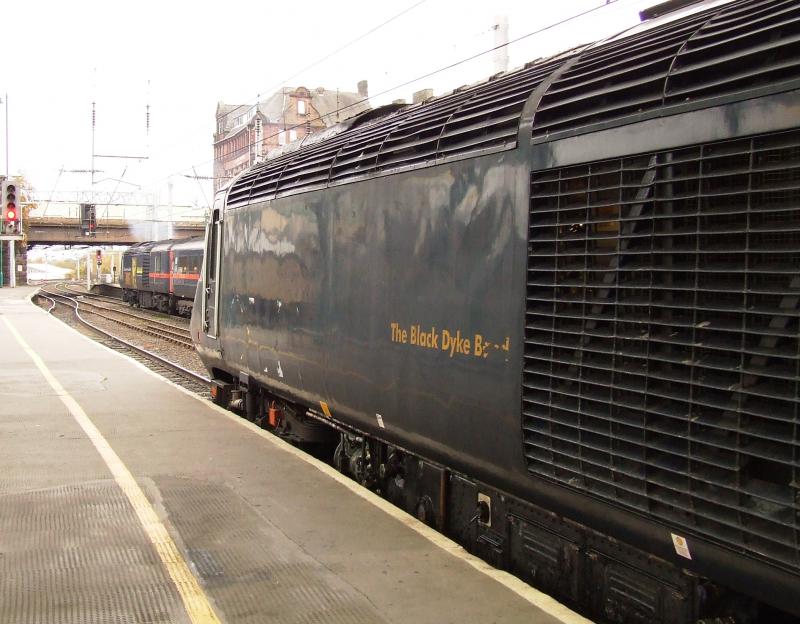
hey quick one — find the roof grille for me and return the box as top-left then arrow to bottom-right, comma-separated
532,8 -> 712,137
225,151 -> 293,208
372,91 -> 476,171
533,0 -> 800,139
437,62 -> 560,157
523,129 -> 800,571
664,0 -> 800,105
227,58 -> 567,207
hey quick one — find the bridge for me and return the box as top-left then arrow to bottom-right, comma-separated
24,190 -> 207,246
26,216 -> 205,246
1,192 -> 208,287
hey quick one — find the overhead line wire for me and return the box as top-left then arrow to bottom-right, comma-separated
142,0 -> 430,168
144,0 -> 633,192
256,0 -> 430,113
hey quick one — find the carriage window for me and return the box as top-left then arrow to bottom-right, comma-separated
176,254 -> 199,274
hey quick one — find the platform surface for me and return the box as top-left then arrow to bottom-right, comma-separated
0,285 -> 589,624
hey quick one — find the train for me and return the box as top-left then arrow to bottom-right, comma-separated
120,237 -> 203,316
190,0 -> 800,621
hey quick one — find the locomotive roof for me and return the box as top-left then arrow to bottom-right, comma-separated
170,237 -> 204,252
123,236 -> 203,255
226,0 -> 798,209
123,241 -> 159,255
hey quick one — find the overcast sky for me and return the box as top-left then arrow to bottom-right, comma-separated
3,0 -> 660,217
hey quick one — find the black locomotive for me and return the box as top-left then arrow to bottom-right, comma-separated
121,237 -> 203,316
191,1 -> 800,621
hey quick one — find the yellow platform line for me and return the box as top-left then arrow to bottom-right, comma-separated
2,316 -> 221,624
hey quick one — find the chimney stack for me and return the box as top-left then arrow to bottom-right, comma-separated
358,80 -> 369,98
412,88 -> 433,104
493,15 -> 509,74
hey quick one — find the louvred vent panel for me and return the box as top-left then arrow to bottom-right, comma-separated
533,0 -> 800,139
523,129 -> 800,571
227,56 -> 568,206
664,0 -> 800,105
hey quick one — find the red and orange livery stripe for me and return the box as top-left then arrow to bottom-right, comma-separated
148,272 -> 200,280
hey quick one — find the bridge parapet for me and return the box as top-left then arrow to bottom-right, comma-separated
27,216 -> 205,246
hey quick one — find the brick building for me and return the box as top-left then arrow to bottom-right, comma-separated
213,82 -> 371,192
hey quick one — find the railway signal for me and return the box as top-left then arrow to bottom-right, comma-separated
80,203 -> 97,234
1,180 -> 21,235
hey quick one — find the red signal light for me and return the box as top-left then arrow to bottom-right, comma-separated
5,209 -> 15,221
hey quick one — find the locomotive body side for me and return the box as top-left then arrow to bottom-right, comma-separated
194,95 -> 800,618
191,1 -> 800,619
121,237 -> 203,316
170,238 -> 203,316
205,151 -> 529,484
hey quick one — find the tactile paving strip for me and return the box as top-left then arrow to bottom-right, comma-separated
154,476 -> 388,624
0,390 -> 110,497
0,480 -> 189,624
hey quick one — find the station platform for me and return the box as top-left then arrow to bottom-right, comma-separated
0,285 -> 590,624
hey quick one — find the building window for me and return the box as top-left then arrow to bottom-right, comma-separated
289,129 -> 297,142
279,131 -> 287,145
297,100 -> 306,115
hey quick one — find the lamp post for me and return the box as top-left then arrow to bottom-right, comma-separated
0,93 -> 6,288
2,93 -> 7,177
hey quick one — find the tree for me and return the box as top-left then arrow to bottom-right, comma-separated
16,174 -> 36,238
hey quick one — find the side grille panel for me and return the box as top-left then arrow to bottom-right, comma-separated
140,255 -> 151,288
523,129 -> 800,571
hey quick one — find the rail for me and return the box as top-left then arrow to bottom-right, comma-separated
37,287 -> 209,386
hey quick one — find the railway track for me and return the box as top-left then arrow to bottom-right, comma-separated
48,285 -> 193,348
60,283 -> 124,304
36,289 -> 209,396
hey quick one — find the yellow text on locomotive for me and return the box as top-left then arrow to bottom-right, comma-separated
389,322 -> 509,359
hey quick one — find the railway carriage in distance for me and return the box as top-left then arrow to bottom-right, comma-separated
192,0 -> 800,622
120,237 -> 203,316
